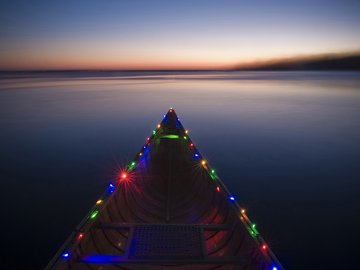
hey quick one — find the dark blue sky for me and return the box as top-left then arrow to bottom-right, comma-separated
1,0 -> 359,69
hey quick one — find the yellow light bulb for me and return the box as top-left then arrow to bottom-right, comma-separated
96,199 -> 103,205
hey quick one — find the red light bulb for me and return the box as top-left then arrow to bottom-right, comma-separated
78,233 -> 84,240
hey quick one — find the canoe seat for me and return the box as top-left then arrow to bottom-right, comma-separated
77,223 -> 251,264
129,224 -> 203,259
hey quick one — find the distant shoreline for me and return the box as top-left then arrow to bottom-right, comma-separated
231,54 -> 360,71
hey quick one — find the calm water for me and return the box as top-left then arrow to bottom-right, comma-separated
1,71 -> 360,269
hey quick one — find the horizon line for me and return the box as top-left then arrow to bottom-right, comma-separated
1,52 -> 359,73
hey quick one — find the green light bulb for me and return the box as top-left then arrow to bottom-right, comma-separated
90,210 -> 99,219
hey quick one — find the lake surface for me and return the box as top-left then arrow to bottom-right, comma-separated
1,71 -> 360,269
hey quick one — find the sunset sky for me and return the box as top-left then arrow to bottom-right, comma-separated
1,0 -> 359,70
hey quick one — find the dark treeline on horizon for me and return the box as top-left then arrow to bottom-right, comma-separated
232,54 -> 360,71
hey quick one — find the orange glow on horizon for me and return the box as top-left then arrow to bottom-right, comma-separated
1,49 -> 359,71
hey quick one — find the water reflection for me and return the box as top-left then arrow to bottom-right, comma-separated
0,71 -> 360,269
